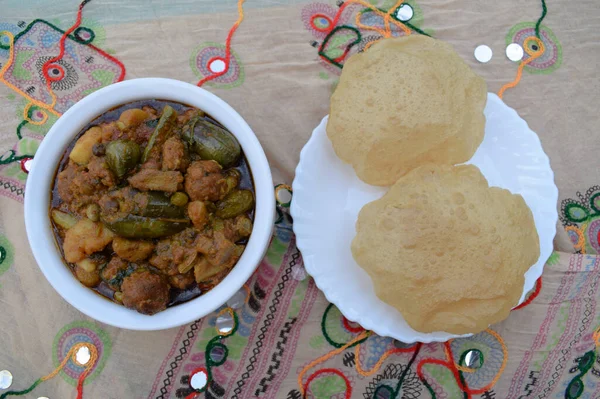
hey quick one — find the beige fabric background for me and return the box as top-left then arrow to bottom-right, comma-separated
0,0 -> 598,397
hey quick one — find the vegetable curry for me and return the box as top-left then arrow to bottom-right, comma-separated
50,100 -> 255,315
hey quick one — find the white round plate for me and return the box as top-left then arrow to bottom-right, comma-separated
291,93 -> 558,343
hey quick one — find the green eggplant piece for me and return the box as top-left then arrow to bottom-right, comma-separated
142,105 -> 177,163
143,191 -> 186,218
105,140 -> 141,178
181,117 -> 241,167
215,189 -> 254,219
103,215 -> 190,238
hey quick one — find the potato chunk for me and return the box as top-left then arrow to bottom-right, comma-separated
69,127 -> 102,165
63,219 -> 114,263
113,237 -> 155,262
118,108 -> 149,128
74,265 -> 101,287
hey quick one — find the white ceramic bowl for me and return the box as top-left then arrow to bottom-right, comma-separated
24,78 -> 274,330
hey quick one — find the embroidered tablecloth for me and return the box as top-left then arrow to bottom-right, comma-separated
1,0 -> 599,398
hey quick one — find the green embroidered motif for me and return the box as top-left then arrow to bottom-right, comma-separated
82,69 -> 116,96
81,19 -> 104,44
423,363 -> 464,398
323,33 -> 356,59
506,22 -> 562,75
266,237 -> 287,265
560,186 -> 600,253
309,335 -> 326,350
309,374 -> 347,398
319,26 -> 362,68
224,332 -> 246,360
535,0 -> 547,38
547,251 -> 560,266
0,235 -> 15,277
565,351 -> 596,399
11,50 -> 34,80
18,137 -> 40,155
288,278 -> 309,318
321,304 -> 354,348
2,163 -> 27,181
14,102 -> 58,135
196,310 -> 239,393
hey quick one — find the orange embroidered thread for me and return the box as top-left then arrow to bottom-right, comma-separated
385,0 -> 409,35
355,0 -> 411,52
23,103 -> 49,125
355,12 -> 387,38
0,31 -> 61,117
297,330 -> 370,395
355,0 -> 409,36
354,342 -> 417,376
43,342 -> 98,381
565,225 -> 586,253
0,343 -> 98,399
593,325 -> 600,348
352,0 -> 410,37
0,31 -> 15,77
242,283 -> 250,302
498,36 -> 545,99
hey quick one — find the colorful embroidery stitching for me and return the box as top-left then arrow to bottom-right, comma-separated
0,343 -> 98,399
52,320 -> 112,386
190,42 -> 245,89
509,256 -> 600,396
560,186 -> 600,254
506,22 -> 562,75
498,0 -> 561,99
194,0 -> 246,88
301,0 -> 430,76
0,0 -> 126,202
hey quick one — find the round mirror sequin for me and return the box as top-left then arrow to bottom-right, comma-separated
506,42 -> 524,61
227,288 -> 246,309
216,311 -> 234,335
275,184 -> 293,207
474,45 -> 493,63
209,59 -> 227,73
190,369 -> 208,390
20,158 -> 33,174
75,346 -> 91,366
374,385 -> 394,399
395,4 -> 414,21
0,370 -> 12,389
464,349 -> 483,369
291,265 -> 307,281
209,343 -> 227,366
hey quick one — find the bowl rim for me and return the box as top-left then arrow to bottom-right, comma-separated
24,78 -> 275,330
